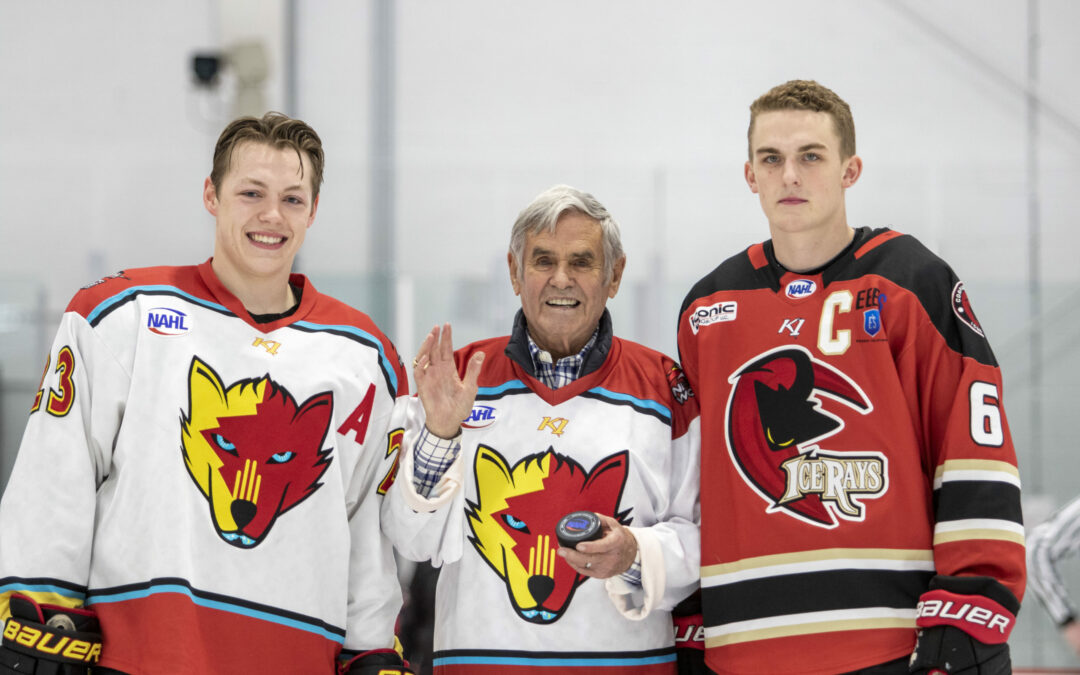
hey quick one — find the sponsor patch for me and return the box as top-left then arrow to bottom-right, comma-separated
951,282 -> 984,337
146,307 -> 191,336
779,318 -> 805,337
538,416 -> 569,436
689,301 -> 737,334
863,309 -> 882,337
785,279 -> 817,299
462,404 -> 497,429
252,337 -> 281,355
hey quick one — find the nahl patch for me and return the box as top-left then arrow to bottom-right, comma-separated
2,618 -> 102,663
146,307 -> 191,336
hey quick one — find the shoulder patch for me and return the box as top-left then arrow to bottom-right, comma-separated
951,282 -> 984,337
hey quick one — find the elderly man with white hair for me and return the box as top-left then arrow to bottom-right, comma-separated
384,184 -> 701,675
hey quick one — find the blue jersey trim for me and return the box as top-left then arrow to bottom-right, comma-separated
81,286 -> 399,395
477,380 -> 530,397
293,320 -> 399,394
86,285 -> 229,325
0,582 -> 86,602
87,582 -> 345,643
585,386 -> 671,422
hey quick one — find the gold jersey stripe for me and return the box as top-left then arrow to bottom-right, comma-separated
934,529 -> 1026,546
702,547 -> 933,577
933,459 -> 1019,480
705,616 -> 916,647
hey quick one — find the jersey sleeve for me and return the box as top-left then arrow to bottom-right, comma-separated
1026,495 -> 1080,626
607,362 -> 701,619
341,339 -> 409,652
0,311 -> 129,619
904,272 -> 1025,640
379,394 -> 468,567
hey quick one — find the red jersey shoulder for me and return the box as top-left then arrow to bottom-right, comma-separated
66,265 -> 204,318
607,338 -> 698,419
305,290 -> 408,396
455,335 -> 513,386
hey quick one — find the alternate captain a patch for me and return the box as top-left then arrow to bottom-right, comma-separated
180,357 -> 333,548
726,346 -> 886,528
466,447 -> 630,623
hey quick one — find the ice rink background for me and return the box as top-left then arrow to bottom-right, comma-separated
1,0 -> 1078,668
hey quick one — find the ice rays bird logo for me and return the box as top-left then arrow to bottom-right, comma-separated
180,357 -> 334,548
725,346 -> 886,528
466,446 -> 630,623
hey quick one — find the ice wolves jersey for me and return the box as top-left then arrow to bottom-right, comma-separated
678,227 -> 1025,674
0,261 -> 408,674
385,312 -> 700,675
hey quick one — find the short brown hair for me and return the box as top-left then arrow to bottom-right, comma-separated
210,111 -> 325,201
748,80 -> 855,160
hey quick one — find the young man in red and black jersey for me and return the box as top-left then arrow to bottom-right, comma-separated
678,80 -> 1025,674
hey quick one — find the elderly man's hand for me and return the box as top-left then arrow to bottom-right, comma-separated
558,514 -> 638,579
413,323 -> 484,439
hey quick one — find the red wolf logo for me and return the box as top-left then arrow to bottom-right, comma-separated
180,357 -> 333,548
467,446 -> 630,623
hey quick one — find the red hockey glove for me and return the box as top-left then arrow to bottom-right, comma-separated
0,594 -> 101,674
339,648 -> 415,675
909,576 -> 1018,674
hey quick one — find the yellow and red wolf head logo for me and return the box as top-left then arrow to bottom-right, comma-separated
466,446 -> 630,624
180,357 -> 333,548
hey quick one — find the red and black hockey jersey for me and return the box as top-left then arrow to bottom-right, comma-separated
677,227 -> 1025,674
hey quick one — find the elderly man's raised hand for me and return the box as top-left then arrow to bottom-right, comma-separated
413,323 -> 484,439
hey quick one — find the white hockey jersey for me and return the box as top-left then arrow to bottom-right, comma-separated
384,312 -> 700,675
0,261 -> 408,674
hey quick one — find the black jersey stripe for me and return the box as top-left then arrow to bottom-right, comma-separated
702,568 -> 933,627
86,576 -> 346,638
432,646 -> 676,668
579,390 -> 671,425
934,480 -> 1023,524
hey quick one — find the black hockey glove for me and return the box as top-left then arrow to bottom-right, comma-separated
673,590 -> 708,675
909,576 -> 1018,675
908,625 -> 1010,674
339,649 -> 415,675
0,594 -> 101,674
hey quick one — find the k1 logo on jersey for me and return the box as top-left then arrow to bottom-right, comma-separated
785,279 -> 817,299
725,346 -> 886,528
146,307 -> 191,336
689,301 -> 737,334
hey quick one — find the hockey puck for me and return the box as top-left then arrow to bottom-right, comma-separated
556,511 -> 602,548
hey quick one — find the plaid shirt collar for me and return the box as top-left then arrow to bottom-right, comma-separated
526,328 -> 599,390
